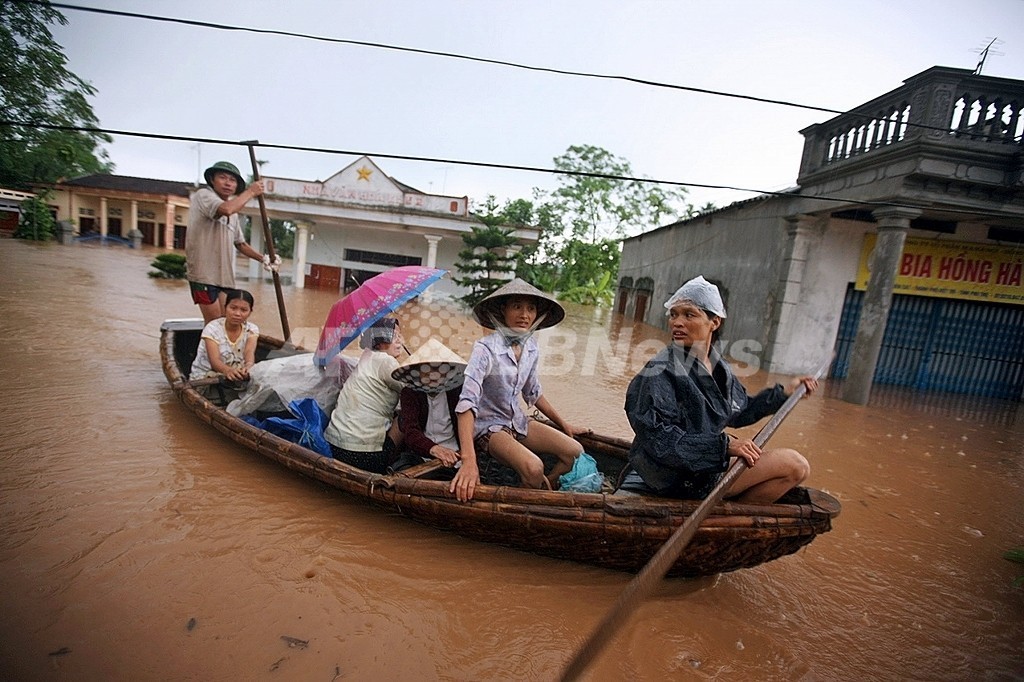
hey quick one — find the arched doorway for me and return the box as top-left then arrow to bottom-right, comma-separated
634,277 -> 653,323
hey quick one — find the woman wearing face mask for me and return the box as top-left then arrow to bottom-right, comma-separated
450,279 -> 588,502
619,276 -> 816,504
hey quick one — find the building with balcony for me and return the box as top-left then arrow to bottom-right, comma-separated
618,66 -> 1024,401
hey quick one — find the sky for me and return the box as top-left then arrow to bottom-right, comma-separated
46,0 -> 1024,217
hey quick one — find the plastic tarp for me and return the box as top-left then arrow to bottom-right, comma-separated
241,398 -> 333,457
227,352 -> 355,418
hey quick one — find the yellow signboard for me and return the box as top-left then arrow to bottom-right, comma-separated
855,235 -> 1024,305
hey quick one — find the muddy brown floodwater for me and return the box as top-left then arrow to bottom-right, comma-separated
0,238 -> 1022,681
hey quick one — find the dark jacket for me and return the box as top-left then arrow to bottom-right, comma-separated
398,387 -> 461,458
624,344 -> 786,496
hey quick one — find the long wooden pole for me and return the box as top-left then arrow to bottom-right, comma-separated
243,140 -> 291,341
559,354 -> 833,681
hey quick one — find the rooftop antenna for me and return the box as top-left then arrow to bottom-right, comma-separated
971,37 -> 1004,75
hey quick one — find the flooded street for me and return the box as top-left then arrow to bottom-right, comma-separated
1,238 -> 1022,681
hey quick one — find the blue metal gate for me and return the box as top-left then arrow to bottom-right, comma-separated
831,286 -> 1024,399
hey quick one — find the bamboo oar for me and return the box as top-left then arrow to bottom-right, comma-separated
559,354 -> 833,681
243,140 -> 291,341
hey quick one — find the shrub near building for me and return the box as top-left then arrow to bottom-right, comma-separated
149,253 -> 187,279
14,195 -> 55,241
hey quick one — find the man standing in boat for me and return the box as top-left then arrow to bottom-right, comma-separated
185,161 -> 280,323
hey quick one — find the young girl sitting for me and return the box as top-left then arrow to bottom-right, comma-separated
189,288 -> 258,387
451,279 -> 587,502
324,317 -> 406,474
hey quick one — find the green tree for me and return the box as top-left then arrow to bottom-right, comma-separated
0,0 -> 113,188
491,194 -> 559,291
243,217 -> 295,258
269,218 -> 296,258
14,191 -> 55,240
525,144 -> 691,307
556,237 -> 620,305
454,196 -> 520,305
560,269 -> 615,307
683,201 -> 719,219
544,144 -> 688,243
245,160 -> 295,257
464,145 -> 692,308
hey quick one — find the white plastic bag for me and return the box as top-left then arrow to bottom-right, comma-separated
227,352 -> 355,417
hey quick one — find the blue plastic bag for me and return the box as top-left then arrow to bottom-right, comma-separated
558,452 -> 604,493
242,398 -> 333,457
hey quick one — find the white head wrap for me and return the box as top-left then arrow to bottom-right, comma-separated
663,275 -> 727,318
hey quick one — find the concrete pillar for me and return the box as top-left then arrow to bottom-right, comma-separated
66,191 -> 76,234
294,221 -> 311,290
129,200 -> 139,235
765,214 -> 820,371
424,234 -> 441,268
841,206 -> 921,404
99,197 -> 109,237
163,203 -> 175,248
247,217 -> 263,282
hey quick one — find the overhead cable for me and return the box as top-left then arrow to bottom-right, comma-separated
2,118 -> 996,220
36,0 -> 840,114
33,0 -> 966,138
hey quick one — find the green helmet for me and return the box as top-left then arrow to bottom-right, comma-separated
203,161 -> 246,192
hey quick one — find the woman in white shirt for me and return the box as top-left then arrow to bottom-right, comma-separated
190,289 -> 259,382
324,318 -> 406,473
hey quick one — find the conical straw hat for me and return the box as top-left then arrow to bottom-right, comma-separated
391,338 -> 467,393
471,278 -> 565,330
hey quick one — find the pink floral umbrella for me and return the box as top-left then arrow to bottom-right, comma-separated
313,266 -> 447,367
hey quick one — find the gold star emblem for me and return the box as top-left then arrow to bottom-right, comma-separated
356,166 -> 373,181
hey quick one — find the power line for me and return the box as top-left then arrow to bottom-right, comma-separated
2,118 -> 751,191
2,118 -> 1001,220
29,0 -> 978,139
34,0 -> 842,117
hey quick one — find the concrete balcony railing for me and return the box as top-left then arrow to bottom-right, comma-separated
798,66 -> 1024,185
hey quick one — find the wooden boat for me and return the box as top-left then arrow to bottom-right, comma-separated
161,319 -> 840,577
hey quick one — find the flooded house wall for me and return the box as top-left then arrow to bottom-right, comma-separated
619,200 -> 790,364
45,186 -> 189,246
302,226 -> 464,297
623,206 -> 1022,382
766,218 -> 870,374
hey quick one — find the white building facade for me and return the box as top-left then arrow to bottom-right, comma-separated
242,156 -> 538,299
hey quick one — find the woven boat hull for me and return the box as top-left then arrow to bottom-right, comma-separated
161,319 -> 840,577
